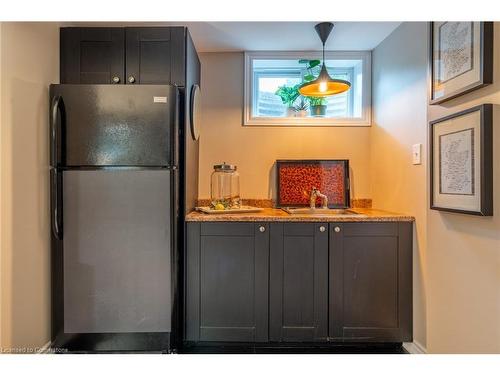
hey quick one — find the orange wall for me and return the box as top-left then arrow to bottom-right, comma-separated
198,52 -> 372,201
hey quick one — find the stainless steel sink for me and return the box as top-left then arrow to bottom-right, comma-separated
282,207 -> 362,215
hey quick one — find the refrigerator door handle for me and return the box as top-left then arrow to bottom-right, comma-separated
50,169 -> 62,240
50,95 -> 62,167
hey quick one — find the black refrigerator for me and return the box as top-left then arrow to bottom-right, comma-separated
49,84 -> 181,352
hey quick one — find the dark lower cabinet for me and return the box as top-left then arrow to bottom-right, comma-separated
184,220 -> 413,346
329,222 -> 412,342
185,222 -> 269,342
269,223 -> 328,342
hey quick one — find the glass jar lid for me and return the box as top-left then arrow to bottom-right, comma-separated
213,162 -> 237,171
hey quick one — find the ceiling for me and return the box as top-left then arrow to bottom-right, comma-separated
178,22 -> 401,52
72,22 -> 401,52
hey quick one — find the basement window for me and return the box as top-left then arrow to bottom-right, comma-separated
244,51 -> 371,126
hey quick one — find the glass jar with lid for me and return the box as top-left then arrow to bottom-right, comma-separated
210,162 -> 241,209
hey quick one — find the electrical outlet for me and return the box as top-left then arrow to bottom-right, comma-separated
412,143 -> 422,165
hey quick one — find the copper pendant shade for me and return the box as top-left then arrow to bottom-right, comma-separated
298,22 -> 351,97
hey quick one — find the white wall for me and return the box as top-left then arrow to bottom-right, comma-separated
425,23 -> 500,354
371,22 -> 428,351
0,22 -> 59,351
373,22 -> 500,354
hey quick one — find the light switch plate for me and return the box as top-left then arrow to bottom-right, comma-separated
412,143 -> 422,165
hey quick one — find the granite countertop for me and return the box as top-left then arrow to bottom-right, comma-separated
185,207 -> 415,222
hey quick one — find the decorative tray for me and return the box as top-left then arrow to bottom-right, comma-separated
196,206 -> 264,214
276,159 -> 350,208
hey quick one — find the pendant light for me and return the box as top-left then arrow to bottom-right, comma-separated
298,22 -> 351,97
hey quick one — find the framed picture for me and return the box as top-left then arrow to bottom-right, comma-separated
430,104 -> 493,216
429,22 -> 493,105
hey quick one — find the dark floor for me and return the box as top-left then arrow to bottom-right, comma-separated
179,343 -> 408,354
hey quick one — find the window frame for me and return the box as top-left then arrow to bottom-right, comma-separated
243,51 -> 372,127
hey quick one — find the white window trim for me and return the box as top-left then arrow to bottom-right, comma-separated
243,51 -> 372,127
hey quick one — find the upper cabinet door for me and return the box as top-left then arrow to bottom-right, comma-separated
60,28 -> 125,84
125,27 -> 185,85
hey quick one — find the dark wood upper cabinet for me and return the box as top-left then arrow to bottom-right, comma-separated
60,27 -> 187,86
125,27 -> 185,85
329,222 -> 413,342
269,223 -> 328,342
60,28 -> 125,84
185,223 -> 269,343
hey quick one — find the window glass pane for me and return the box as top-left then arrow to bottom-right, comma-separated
255,76 -> 301,117
250,57 -> 364,120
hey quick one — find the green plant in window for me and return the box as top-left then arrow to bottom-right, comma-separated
306,96 -> 327,106
299,59 -> 321,82
274,84 -> 300,107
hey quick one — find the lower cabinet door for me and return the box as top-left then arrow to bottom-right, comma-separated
269,223 -> 329,342
329,222 -> 413,342
185,222 -> 269,342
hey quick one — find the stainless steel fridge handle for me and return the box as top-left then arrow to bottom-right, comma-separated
50,96 -> 62,167
51,169 -> 62,240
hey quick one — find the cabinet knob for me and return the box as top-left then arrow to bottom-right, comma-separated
259,226 -> 266,233
112,76 -> 120,84
128,75 -> 136,84
319,226 -> 326,232
334,226 -> 341,233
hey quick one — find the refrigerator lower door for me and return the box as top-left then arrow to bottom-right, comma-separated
62,169 -> 172,334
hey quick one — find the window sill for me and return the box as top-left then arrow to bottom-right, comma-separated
243,116 -> 372,127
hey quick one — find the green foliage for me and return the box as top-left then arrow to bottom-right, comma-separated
306,96 -> 327,106
303,74 -> 315,82
275,84 -> 300,107
273,59 -> 328,111
299,59 -> 321,81
299,59 -> 321,69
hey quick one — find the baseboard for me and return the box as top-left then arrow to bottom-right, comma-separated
403,341 -> 427,354
37,341 -> 52,354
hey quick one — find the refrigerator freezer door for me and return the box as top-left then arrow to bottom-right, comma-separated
62,169 -> 172,333
49,84 -> 178,167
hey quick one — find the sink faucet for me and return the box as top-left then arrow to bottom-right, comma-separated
310,187 -> 328,209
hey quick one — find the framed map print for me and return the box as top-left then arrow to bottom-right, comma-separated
430,104 -> 493,215
429,22 -> 493,105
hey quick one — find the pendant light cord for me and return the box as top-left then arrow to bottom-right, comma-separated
322,41 -> 325,66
